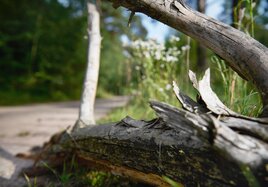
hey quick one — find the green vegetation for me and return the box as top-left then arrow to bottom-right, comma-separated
0,0 -> 266,107
0,0 -> 146,105
25,157 -> 150,187
240,165 -> 260,187
101,0 -> 266,123
101,37 -> 262,124
162,176 -> 184,187
0,0 -> 87,104
1,0 -> 267,186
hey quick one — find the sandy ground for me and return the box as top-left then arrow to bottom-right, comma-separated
0,96 -> 129,187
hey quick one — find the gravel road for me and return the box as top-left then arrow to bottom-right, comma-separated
0,96 -> 129,186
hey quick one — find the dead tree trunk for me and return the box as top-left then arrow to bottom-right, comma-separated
108,0 -> 268,116
27,1 -> 268,187
58,75 -> 268,186
32,70 -> 268,187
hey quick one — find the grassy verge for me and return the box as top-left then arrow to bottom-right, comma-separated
0,86 -> 114,106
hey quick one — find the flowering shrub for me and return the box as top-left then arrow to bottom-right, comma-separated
125,36 -> 190,104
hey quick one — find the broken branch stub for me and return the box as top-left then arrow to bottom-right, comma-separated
188,69 -> 238,116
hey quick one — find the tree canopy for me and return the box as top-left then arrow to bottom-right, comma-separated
0,0 -> 147,104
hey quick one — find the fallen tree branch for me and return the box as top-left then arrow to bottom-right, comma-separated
107,0 -> 268,116
56,100 -> 267,186
25,70 -> 268,186
22,1 -> 268,186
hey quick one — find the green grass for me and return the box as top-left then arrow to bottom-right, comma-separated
210,56 -> 262,117
25,157 -> 151,187
0,85 -> 113,106
24,4 -> 262,185
0,91 -> 48,106
98,99 -> 156,124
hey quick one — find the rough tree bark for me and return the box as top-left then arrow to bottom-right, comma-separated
33,70 -> 268,186
30,69 -> 268,186
108,0 -> 268,117
73,0 -> 101,130
26,1 -> 268,187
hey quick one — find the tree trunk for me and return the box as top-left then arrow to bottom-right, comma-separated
29,70 -> 268,187
196,0 -> 207,72
58,83 -> 268,187
108,0 -> 268,117
25,1 -> 268,186
73,0 -> 101,130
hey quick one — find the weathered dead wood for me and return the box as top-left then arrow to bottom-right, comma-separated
23,1 -> 268,185
54,99 -> 267,186
48,69 -> 268,186
60,115 -> 246,186
22,69 -> 268,186
107,0 -> 268,117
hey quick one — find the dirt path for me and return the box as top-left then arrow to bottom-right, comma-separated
0,96 -> 129,186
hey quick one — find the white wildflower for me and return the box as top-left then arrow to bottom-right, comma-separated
154,50 -> 162,60
169,35 -> 180,43
165,55 -> 178,63
181,45 -> 190,51
165,84 -> 172,90
159,88 -> 164,92
144,51 -> 150,58
135,65 -> 141,71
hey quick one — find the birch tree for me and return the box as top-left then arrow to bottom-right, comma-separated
73,0 -> 101,131
26,1 -> 268,186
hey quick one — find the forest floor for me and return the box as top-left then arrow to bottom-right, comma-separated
0,96 -> 130,187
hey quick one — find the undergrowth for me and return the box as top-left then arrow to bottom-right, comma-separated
24,156 -> 151,187
24,1 -> 263,186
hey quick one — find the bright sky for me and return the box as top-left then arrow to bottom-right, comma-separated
58,0 -> 225,43
141,0 -> 224,43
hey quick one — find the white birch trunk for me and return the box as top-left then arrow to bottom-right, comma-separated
73,0 -> 101,131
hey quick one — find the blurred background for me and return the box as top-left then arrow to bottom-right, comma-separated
0,0 -> 267,118
0,0 -> 267,186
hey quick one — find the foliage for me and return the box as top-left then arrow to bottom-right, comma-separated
98,3 -> 147,96
24,158 -> 150,187
17,0 -> 267,186
0,0 -> 147,105
210,56 -> 261,116
220,0 -> 268,46
0,0 -> 87,104
98,35 -> 193,121
125,36 -> 191,111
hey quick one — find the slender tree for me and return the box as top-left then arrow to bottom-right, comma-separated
232,0 -> 239,28
73,0 -> 101,131
28,1 -> 268,186
196,0 -> 207,72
